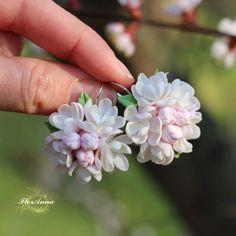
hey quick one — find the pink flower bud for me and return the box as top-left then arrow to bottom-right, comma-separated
174,109 -> 191,126
158,107 -> 176,125
76,150 -> 95,167
81,133 -> 99,151
162,125 -> 183,144
62,132 -> 81,150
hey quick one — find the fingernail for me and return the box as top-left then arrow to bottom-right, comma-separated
117,59 -> 134,84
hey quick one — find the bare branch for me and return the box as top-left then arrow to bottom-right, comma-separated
68,9 -> 236,39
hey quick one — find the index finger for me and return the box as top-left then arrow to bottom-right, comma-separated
0,0 -> 134,87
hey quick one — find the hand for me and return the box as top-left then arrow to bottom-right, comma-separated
0,0 -> 134,114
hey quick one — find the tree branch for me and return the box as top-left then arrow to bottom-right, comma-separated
68,9 -> 236,39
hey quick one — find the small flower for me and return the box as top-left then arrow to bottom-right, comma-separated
49,102 -> 84,133
137,142 -> 175,165
125,105 -> 163,146
164,0 -> 202,25
125,72 -> 201,165
118,0 -> 142,18
45,98 -> 131,183
211,18 -> 236,68
105,22 -> 136,57
80,132 -> 99,151
100,135 -> 132,172
131,72 -> 170,107
218,18 -> 236,35
81,98 -> 125,137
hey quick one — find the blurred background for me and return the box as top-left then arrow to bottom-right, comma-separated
1,0 -> 236,235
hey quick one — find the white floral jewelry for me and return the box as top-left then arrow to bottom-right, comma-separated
44,71 -> 202,183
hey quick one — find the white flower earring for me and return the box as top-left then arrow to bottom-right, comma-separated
44,86 -> 132,183
44,70 -> 202,183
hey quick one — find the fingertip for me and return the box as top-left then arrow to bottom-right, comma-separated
116,59 -> 135,87
68,26 -> 134,88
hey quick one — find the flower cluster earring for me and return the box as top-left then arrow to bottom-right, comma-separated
44,71 -> 202,183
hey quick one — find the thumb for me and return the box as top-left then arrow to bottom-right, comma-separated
0,56 -> 116,114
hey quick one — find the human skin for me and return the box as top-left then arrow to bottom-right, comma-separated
0,0 -> 134,114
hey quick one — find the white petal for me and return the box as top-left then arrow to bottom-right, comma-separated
126,121 -> 139,136
71,102 -> 84,120
89,105 -> 101,124
148,131 -> 161,146
150,148 -> 164,164
137,152 -> 148,163
93,172 -> 102,181
84,99 -> 93,111
110,141 -> 121,150
150,72 -> 168,99
192,112 -> 202,124
75,167 -> 92,183
87,162 -> 101,176
46,148 -> 67,166
68,161 -> 79,176
114,154 -> 129,171
113,135 -> 133,145
120,143 -> 132,154
142,84 -> 157,100
131,86 -> 150,106
149,116 -> 162,133
150,143 -> 174,165
58,104 -> 71,117
132,134 -> 148,144
184,124 -> 201,140
52,141 -> 67,153
49,114 -> 65,130
139,124 -> 150,136
66,155 -> 73,168
124,106 -> 138,121
137,144 -> 150,163
137,149 -> 150,163
101,144 -> 114,172
76,120 -> 96,133
98,98 -> 118,121
64,119 -> 79,134
113,116 -> 125,129
173,138 -> 193,153
171,79 -> 195,98
106,129 -> 123,140
110,140 -> 131,154
45,130 -> 64,144
137,73 -> 150,86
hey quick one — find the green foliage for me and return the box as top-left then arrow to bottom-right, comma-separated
118,94 -> 137,107
78,92 -> 90,106
175,153 -> 181,158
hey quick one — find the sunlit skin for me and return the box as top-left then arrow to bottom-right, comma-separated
0,0 -> 134,114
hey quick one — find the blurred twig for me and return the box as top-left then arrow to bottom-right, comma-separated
68,9 -> 236,38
